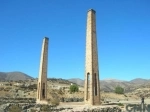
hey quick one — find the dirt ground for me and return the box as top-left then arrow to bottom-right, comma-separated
57,99 -> 150,112
58,102 -> 120,112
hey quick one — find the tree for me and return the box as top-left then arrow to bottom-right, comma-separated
69,84 -> 79,93
115,86 -> 124,94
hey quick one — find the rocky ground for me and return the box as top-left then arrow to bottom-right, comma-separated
0,103 -> 122,112
1,79 -> 150,111
1,101 -> 150,112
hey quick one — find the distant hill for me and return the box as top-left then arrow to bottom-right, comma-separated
102,78 -> 125,82
0,72 -> 7,80
130,78 -> 150,84
0,72 -> 33,81
68,78 -> 84,86
67,78 -> 150,93
1,71 -> 150,93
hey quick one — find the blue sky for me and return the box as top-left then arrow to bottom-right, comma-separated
0,0 -> 150,81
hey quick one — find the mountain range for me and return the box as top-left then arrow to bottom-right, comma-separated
0,72 -> 33,81
68,78 -> 150,92
0,71 -> 150,92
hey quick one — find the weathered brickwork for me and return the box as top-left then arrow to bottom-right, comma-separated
84,9 -> 100,105
36,37 -> 49,104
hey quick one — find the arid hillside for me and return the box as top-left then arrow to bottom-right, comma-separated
0,72 -> 33,81
0,71 -> 150,102
0,77 -> 150,103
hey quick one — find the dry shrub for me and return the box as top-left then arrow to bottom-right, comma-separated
51,97 -> 60,106
8,105 -> 22,112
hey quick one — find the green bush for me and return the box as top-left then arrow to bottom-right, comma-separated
115,86 -> 124,94
117,103 -> 124,106
69,84 -> 79,93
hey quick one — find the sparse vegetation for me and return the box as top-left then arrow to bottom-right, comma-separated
30,109 -> 36,112
41,105 -> 50,111
117,103 -> 124,106
124,94 -> 127,97
58,88 -> 63,94
8,105 -> 22,112
1,75 -> 150,111
51,97 -> 60,106
69,84 -> 79,93
115,86 -> 124,94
